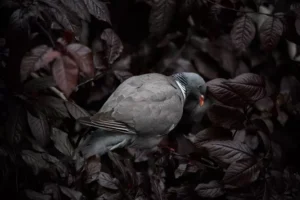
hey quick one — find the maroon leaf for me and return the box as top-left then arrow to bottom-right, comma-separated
226,73 -> 266,102
20,45 -> 60,81
101,28 -> 124,64
66,43 -> 95,78
223,159 -> 262,188
52,56 -> 79,97
27,110 -> 50,147
202,140 -> 255,165
98,172 -> 119,190
207,104 -> 245,130
149,0 -> 176,37
206,78 -> 246,107
231,15 -> 256,51
65,101 -> 90,119
195,180 -> 224,198
259,16 -> 283,51
83,0 -> 111,24
50,128 -> 74,157
25,189 -> 52,200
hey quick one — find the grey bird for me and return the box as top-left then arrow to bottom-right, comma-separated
77,72 -> 207,158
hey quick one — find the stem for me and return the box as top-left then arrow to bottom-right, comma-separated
36,21 -> 55,47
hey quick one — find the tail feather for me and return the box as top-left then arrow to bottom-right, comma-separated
76,130 -> 134,158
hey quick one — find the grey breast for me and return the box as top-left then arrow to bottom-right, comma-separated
94,73 -> 185,136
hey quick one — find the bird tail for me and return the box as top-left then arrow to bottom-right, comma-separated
76,129 -> 134,159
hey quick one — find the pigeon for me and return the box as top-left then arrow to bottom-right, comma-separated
77,72 -> 207,158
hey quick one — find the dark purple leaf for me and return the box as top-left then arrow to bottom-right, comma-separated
150,175 -> 165,200
96,192 -> 122,200
231,15 -> 256,51
101,28 -> 123,64
51,127 -> 74,157
280,75 -> 300,103
259,16 -> 283,51
52,55 -> 79,97
195,180 -> 224,198
48,7 -> 80,35
127,148 -> 151,162
149,0 -> 176,37
226,73 -> 266,102
207,104 -> 245,129
206,78 -> 246,107
21,150 -> 50,175
179,0 -> 196,16
59,186 -> 83,200
5,103 -> 27,145
25,189 -> 51,200
66,43 -> 95,78
65,101 -> 90,119
24,76 -> 56,93
295,19 -> 300,36
37,95 -> 70,118
192,54 -> 219,80
223,159 -> 262,188
43,183 -> 61,200
85,157 -> 101,183
27,110 -> 50,147
98,172 -> 119,190
185,127 -> 232,147
20,45 -> 60,81
60,0 -> 90,21
108,152 -> 128,180
9,9 -> 31,32
41,153 -> 68,178
254,97 -> 274,112
84,0 -> 111,24
174,163 -> 187,179
202,140 -> 254,165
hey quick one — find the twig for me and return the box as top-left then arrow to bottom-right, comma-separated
75,72 -> 105,91
30,72 -> 68,101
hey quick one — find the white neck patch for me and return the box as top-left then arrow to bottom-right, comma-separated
175,80 -> 186,101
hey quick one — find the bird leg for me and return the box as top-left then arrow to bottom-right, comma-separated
109,139 -> 128,151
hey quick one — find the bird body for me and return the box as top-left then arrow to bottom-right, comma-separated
78,72 -> 206,158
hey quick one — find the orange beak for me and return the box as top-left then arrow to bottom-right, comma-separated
199,95 -> 205,106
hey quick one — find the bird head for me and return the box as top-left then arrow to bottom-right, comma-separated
172,72 -> 207,106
